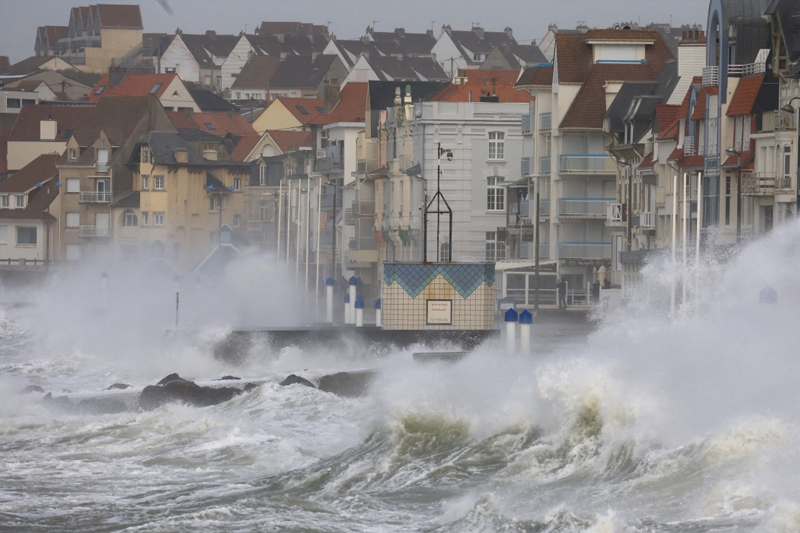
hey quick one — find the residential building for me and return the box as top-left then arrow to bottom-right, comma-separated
6,102 -> 93,172
266,55 -> 347,101
479,42 -> 547,70
252,96 -> 326,135
158,30 -> 239,88
235,129 -> 314,162
341,55 -> 450,85
229,56 -> 282,102
34,26 -> 69,57
3,55 -> 78,77
2,70 -> 94,101
431,25 -> 519,78
56,96 -> 175,262
108,131 -> 250,272
88,72 -> 200,112
0,154 -> 61,273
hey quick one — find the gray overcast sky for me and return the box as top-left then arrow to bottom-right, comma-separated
0,0 -> 710,64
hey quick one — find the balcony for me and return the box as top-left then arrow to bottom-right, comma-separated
79,191 -> 113,203
315,155 -> 343,173
760,110 -> 796,133
344,208 -> 355,225
539,156 -> 551,175
728,61 -> 766,77
558,241 -> 612,260
96,162 -> 108,173
606,202 -> 625,227
79,226 -> 112,238
777,177 -> 793,191
741,172 -> 776,196
639,211 -> 656,229
539,112 -> 551,132
517,198 -> 550,219
521,114 -> 532,135
319,192 -> 343,211
557,198 -> 613,218
521,157 -> 532,176
559,154 -> 616,174
702,66 -> 719,87
352,200 -> 376,217
683,136 -> 695,156
520,241 -> 550,260
349,237 -> 377,251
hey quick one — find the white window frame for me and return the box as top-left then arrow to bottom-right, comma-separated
153,212 -> 164,226
140,146 -> 151,164
69,148 -> 77,160
488,131 -> 505,160
153,175 -> 165,190
485,231 -> 505,261
15,195 -> 25,208
210,195 -> 220,212
66,212 -> 80,228
0,195 -> 8,208
233,214 -> 241,227
16,226 -> 37,245
121,209 -> 138,227
141,212 -> 148,226
66,178 -> 80,193
486,176 -> 505,211
141,175 -> 149,190
0,225 -> 8,243
233,178 -> 241,190
259,165 -> 268,186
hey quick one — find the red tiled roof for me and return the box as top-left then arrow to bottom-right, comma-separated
265,129 -> 313,153
691,86 -> 718,120
655,104 -> 679,135
727,75 -> 764,116
194,112 -> 255,136
583,28 -> 663,42
682,155 -> 705,169
554,33 -> 595,84
660,119 -> 680,139
230,134 -> 261,161
89,73 -> 179,102
310,83 -> 368,125
668,146 -> 683,161
272,97 -> 325,125
8,103 -> 93,142
0,153 -> 60,193
638,153 -> 655,169
722,146 -> 754,167
431,70 -> 531,103
676,76 -> 702,118
45,26 -> 69,45
516,65 -> 553,87
167,110 -> 200,129
95,4 -> 143,29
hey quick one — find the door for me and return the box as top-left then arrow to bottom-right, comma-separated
96,213 -> 109,237
96,179 -> 110,202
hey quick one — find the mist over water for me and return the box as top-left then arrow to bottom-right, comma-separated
2,224 -> 800,532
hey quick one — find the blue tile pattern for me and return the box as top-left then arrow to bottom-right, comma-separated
383,263 -> 495,299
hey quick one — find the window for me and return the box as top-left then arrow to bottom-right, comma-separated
0,225 -> 7,243
439,242 -> 451,262
485,231 -> 506,261
95,85 -> 105,95
70,148 -> 77,160
725,175 -> 731,226
784,145 -> 791,178
204,122 -> 216,130
259,201 -> 269,222
149,83 -> 162,94
66,178 -> 80,193
296,105 -> 308,115
16,226 -> 36,245
210,195 -> 220,211
66,212 -> 80,228
66,244 -> 81,261
141,175 -> 149,190
140,146 -> 151,164
153,212 -> 164,226
487,176 -> 505,211
233,214 -> 241,227
259,165 -> 267,186
488,131 -> 504,160
15,195 -> 25,208
97,148 -> 109,171
121,209 -> 138,227
233,178 -> 241,190
286,164 -> 295,176
153,175 -> 165,190
236,92 -> 241,99
0,195 -> 8,208
141,212 -> 148,226
7,99 -> 21,108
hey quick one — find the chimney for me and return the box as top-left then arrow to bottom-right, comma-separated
473,26 -> 484,40
203,149 -> 217,161
426,29 -> 434,38
395,28 -> 405,38
40,119 -> 57,140
504,27 -> 513,39
174,148 -> 189,163
205,30 -> 216,39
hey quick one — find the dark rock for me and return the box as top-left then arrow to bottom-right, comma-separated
21,385 -> 45,394
104,383 -> 132,390
77,397 -> 128,415
280,374 -> 316,389
317,371 -> 376,398
156,373 -> 187,386
215,375 -> 241,381
40,392 -> 71,410
140,379 -> 256,410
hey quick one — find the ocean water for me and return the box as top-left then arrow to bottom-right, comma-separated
2,226 -> 800,532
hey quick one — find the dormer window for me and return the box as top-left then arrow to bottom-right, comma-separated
97,148 -> 109,172
70,148 -> 77,160
95,85 -> 105,95
16,195 -> 25,208
149,83 -> 162,95
0,195 -> 8,208
140,146 -> 151,164
204,123 -> 216,130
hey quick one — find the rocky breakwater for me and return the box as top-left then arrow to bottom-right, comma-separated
139,373 -> 259,410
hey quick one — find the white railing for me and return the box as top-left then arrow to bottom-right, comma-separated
639,211 -> 656,228
702,66 -> 719,87
558,242 -> 612,259
521,157 -> 531,176
559,154 -> 616,174
728,62 -> 766,77
539,156 -> 551,175
557,198 -> 613,217
684,136 -> 695,156
539,112 -> 552,132
741,172 -> 776,196
521,114 -> 532,135
777,177 -> 793,190
607,202 -> 625,226
79,226 -> 112,237
79,191 -> 112,203
520,241 -> 550,260
761,110 -> 796,132
96,162 -> 108,173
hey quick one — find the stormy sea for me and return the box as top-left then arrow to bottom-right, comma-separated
2,220 -> 800,532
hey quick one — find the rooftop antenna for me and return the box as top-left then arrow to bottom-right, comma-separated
372,20 -> 379,31
472,21 -> 481,28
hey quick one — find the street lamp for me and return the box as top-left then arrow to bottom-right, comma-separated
725,146 -> 743,244
780,96 -> 800,114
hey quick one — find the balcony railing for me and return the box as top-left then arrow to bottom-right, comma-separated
684,136 -> 695,156
741,172 -> 776,196
539,155 -> 551,175
607,202 -> 625,226
349,237 -> 378,251
702,66 -> 719,87
639,211 -> 656,228
96,162 -> 108,173
539,112 -> 552,132
521,114 -> 532,135
558,242 -> 612,259
559,154 -> 616,174
539,198 -> 550,217
760,110 -> 796,133
79,191 -> 113,203
557,198 -> 613,218
520,241 -> 550,260
728,61 -> 766,77
777,177 -> 793,190
315,155 -> 343,173
521,157 -> 531,176
352,200 -> 376,217
79,226 -> 112,238
344,208 -> 355,225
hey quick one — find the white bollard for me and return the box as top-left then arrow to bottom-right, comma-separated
519,310 -> 532,355
504,308 -> 518,354
348,276 -> 357,326
375,298 -> 382,328
344,294 -> 351,324
355,295 -> 364,327
325,277 -> 334,323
